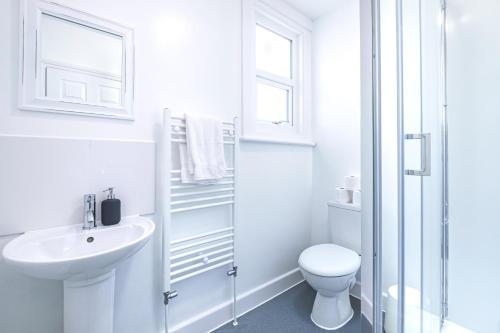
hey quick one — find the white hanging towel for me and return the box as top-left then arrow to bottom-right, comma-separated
179,114 -> 226,184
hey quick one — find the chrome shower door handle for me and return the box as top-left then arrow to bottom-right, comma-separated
405,133 -> 431,176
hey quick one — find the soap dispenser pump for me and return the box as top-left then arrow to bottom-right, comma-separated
101,187 -> 121,226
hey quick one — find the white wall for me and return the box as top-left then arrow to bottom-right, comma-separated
447,0 -> 500,331
1,0 -> 170,331
359,0 -> 374,325
166,0 -> 314,329
0,136 -> 155,235
311,0 -> 361,245
238,144 -> 312,292
0,0 -> 314,332
310,0 -> 364,320
167,142 -> 313,332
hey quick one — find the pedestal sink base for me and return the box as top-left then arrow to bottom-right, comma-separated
64,270 -> 115,333
2,216 -> 155,333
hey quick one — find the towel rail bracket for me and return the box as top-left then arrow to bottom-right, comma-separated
226,265 -> 238,277
164,290 -> 178,305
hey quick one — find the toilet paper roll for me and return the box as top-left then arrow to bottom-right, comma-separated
336,187 -> 353,204
345,175 -> 361,191
352,190 -> 361,206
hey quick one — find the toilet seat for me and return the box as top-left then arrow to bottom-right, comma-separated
299,244 -> 360,277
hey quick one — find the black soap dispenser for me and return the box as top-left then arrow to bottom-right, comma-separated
101,187 -> 121,226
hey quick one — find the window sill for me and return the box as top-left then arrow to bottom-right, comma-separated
240,136 -> 316,147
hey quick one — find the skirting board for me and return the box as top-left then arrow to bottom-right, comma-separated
168,271 -> 364,333
361,292 -> 373,325
351,281 -> 361,300
169,268 -> 304,333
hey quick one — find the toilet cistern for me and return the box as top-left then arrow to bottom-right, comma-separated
83,194 -> 96,230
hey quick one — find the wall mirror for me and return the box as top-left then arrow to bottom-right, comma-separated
19,0 -> 135,119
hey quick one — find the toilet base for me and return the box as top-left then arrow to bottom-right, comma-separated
310,289 -> 354,330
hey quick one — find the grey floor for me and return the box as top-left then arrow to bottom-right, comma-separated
214,282 -> 372,333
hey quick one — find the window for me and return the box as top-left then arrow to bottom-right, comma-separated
256,80 -> 290,123
242,0 -> 312,143
256,25 -> 293,124
256,25 -> 291,78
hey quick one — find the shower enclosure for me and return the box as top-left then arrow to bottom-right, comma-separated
370,0 -> 500,332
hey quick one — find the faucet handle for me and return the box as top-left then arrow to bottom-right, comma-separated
84,194 -> 96,208
84,193 -> 96,200
83,194 -> 96,229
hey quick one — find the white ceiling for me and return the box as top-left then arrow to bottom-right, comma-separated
282,0 -> 342,20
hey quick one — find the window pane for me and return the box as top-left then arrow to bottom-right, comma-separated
256,82 -> 290,123
256,25 -> 292,78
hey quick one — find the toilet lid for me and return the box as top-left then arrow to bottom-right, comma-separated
299,244 -> 360,277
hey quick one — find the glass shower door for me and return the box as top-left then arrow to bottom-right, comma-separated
444,0 -> 500,331
374,0 -> 444,332
406,0 -> 500,331
420,0 -> 445,331
375,0 -> 500,331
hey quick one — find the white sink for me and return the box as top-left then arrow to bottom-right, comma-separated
2,215 -> 155,333
3,215 -> 155,280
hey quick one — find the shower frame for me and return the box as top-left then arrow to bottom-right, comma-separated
370,0 -> 450,331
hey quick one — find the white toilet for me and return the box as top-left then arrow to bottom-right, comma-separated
298,202 -> 361,330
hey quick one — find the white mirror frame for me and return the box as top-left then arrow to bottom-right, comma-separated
19,0 -> 135,120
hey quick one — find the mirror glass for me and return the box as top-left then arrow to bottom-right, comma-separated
39,13 -> 124,107
20,0 -> 134,119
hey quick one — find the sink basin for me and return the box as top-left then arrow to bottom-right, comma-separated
2,215 -> 155,333
3,215 -> 155,280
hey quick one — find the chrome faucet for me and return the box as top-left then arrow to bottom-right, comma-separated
83,194 -> 96,230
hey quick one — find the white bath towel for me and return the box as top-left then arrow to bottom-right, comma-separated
179,114 -> 226,184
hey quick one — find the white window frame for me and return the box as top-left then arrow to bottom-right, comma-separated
242,0 -> 313,144
255,17 -> 296,127
256,76 -> 293,124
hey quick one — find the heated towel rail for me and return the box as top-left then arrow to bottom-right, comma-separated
161,108 -> 239,330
